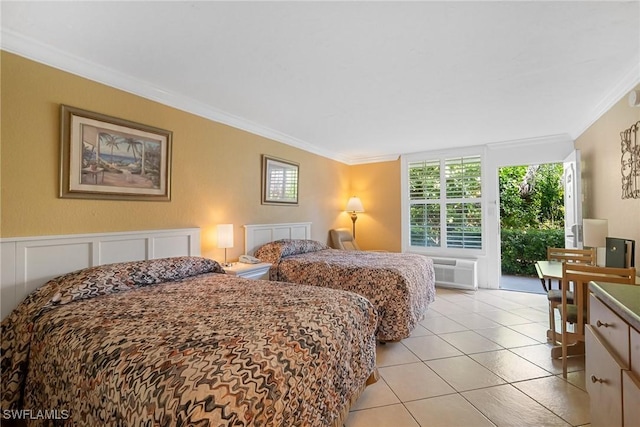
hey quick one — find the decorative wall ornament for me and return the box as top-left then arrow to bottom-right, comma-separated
621,120 -> 640,199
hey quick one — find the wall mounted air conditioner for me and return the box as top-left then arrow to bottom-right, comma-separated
431,257 -> 478,291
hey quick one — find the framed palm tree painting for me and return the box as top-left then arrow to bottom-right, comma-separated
60,105 -> 172,201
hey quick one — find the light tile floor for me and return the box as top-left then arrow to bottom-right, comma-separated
345,287 -> 590,427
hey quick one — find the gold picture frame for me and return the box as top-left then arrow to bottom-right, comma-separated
261,155 -> 299,205
60,105 -> 172,201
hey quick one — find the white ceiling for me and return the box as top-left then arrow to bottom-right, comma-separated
2,1 -> 639,164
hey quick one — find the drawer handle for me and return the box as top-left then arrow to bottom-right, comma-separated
591,375 -> 606,384
596,320 -> 611,328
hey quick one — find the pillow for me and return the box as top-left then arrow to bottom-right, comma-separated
254,239 -> 329,264
45,256 -> 224,309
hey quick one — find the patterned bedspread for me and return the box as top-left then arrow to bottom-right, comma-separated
1,257 -> 378,426
255,240 -> 436,341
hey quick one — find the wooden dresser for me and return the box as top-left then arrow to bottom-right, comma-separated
587,282 -> 640,427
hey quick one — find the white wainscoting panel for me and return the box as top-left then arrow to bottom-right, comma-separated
18,241 -> 92,305
1,228 -> 200,320
153,234 -> 197,259
1,241 -> 17,321
244,223 -> 312,255
99,238 -> 148,264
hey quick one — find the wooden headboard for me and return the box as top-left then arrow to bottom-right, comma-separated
1,228 -> 200,320
243,222 -> 312,256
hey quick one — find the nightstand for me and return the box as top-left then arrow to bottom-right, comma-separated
223,262 -> 272,280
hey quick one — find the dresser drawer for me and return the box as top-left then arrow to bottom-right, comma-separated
586,326 -> 623,427
623,370 -> 640,427
632,327 -> 640,377
590,294 -> 630,367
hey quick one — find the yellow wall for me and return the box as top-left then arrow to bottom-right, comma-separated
349,160 -> 402,251
4,51 -> 637,262
0,52 -> 354,261
575,84 -> 640,268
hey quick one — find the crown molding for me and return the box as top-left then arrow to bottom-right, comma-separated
1,29 -> 356,164
5,28 -> 637,166
486,133 -> 574,149
346,154 -> 401,165
571,63 -> 640,140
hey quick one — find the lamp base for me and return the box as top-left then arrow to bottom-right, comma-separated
222,248 -> 233,268
596,247 -> 606,267
350,213 -> 358,239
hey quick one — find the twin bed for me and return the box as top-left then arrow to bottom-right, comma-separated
254,239 -> 436,342
1,224 -> 436,425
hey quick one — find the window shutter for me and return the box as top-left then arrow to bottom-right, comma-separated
446,202 -> 482,249
410,203 -> 441,247
409,160 -> 440,200
407,155 -> 483,251
445,156 -> 481,199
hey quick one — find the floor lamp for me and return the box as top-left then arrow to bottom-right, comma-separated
345,196 -> 365,239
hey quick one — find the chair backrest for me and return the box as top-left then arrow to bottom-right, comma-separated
547,247 -> 596,265
561,263 -> 636,331
563,263 -> 636,287
558,263 -> 635,378
330,228 -> 361,251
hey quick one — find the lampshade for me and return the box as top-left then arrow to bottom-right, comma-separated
583,219 -> 608,248
217,224 -> 234,249
345,196 -> 364,213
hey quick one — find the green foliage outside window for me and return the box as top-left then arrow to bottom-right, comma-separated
499,164 -> 565,276
501,228 -> 565,275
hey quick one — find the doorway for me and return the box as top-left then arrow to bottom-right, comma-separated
498,163 -> 565,293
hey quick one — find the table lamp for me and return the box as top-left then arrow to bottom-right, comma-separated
217,224 -> 234,267
583,218 -> 608,266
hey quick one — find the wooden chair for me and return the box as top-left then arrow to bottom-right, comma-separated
546,247 -> 595,345
547,247 -> 597,264
544,247 -> 596,291
557,263 -> 636,378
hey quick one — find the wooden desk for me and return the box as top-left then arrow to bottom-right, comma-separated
535,260 -> 562,292
535,260 -> 640,359
537,260 -> 640,286
535,260 -> 587,358
536,261 -> 566,348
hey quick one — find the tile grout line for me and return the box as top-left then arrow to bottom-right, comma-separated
347,289 -> 587,426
